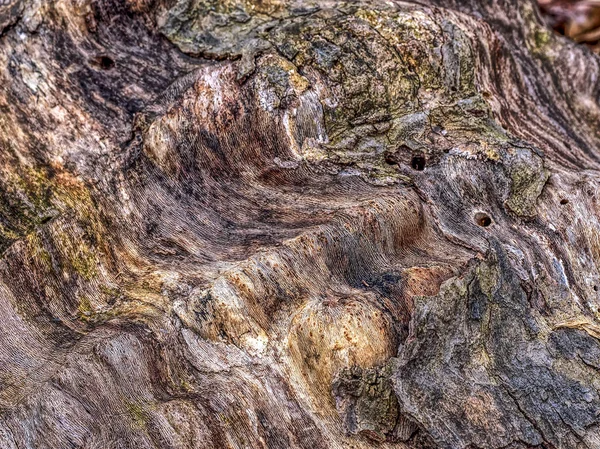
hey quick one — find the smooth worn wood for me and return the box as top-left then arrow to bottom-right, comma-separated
1,1 -> 600,448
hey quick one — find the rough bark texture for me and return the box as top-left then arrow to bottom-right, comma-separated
1,0 -> 600,448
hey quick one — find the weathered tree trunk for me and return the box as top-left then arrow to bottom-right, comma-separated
1,0 -> 600,448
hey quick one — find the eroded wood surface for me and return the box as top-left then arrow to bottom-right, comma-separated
1,1 -> 600,448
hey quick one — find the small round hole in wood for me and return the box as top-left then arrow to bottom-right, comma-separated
385,154 -> 398,165
92,55 -> 115,70
474,212 -> 492,227
411,155 -> 426,171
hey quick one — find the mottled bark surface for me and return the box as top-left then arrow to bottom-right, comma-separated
1,0 -> 600,448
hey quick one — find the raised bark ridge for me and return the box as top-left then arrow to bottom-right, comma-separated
1,1 -> 600,448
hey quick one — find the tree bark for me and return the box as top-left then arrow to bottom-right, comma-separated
1,0 -> 600,448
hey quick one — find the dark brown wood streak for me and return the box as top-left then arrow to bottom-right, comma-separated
1,0 -> 600,448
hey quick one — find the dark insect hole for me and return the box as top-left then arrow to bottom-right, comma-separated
92,55 -> 115,70
385,154 -> 398,165
559,198 -> 569,205
474,212 -> 492,227
411,155 -> 426,171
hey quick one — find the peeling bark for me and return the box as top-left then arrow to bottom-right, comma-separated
1,1 -> 600,448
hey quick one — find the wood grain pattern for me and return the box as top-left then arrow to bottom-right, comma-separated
1,1 -> 600,448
